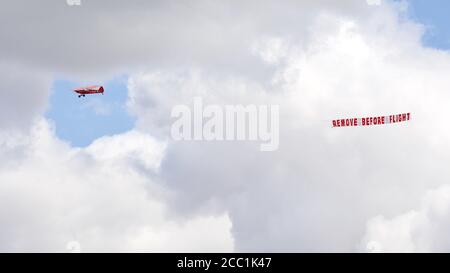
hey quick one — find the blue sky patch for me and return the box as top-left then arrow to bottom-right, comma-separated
46,76 -> 135,147
407,0 -> 450,50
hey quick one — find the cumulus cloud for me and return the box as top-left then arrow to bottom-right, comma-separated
126,2 -> 450,252
0,120 -> 233,252
0,62 -> 51,130
0,0 -> 375,78
362,185 -> 450,252
2,0 -> 450,252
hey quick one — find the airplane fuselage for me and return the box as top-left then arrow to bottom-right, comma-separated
73,86 -> 104,97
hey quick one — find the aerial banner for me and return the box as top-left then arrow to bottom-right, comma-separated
332,113 -> 411,128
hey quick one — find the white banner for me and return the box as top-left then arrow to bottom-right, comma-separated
332,113 -> 411,128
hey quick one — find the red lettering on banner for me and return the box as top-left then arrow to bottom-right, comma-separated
332,113 -> 410,128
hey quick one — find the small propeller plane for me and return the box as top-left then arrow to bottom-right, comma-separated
73,86 -> 104,98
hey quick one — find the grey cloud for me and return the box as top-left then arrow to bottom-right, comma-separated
126,5 -> 450,251
0,122 -> 233,252
4,0 -> 450,252
0,62 -> 51,129
0,0 -> 372,78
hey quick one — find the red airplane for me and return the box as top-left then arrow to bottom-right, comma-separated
73,86 -> 104,98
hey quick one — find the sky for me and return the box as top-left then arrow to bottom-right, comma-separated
4,0 -> 450,253
45,0 -> 450,148
46,76 -> 134,147
408,0 -> 450,49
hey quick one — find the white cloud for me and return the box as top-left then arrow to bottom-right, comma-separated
125,3 -> 450,252
0,119 -> 233,252
3,0 -> 450,252
80,98 -> 112,116
366,0 -> 382,6
362,184 -> 450,252
0,62 -> 51,130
